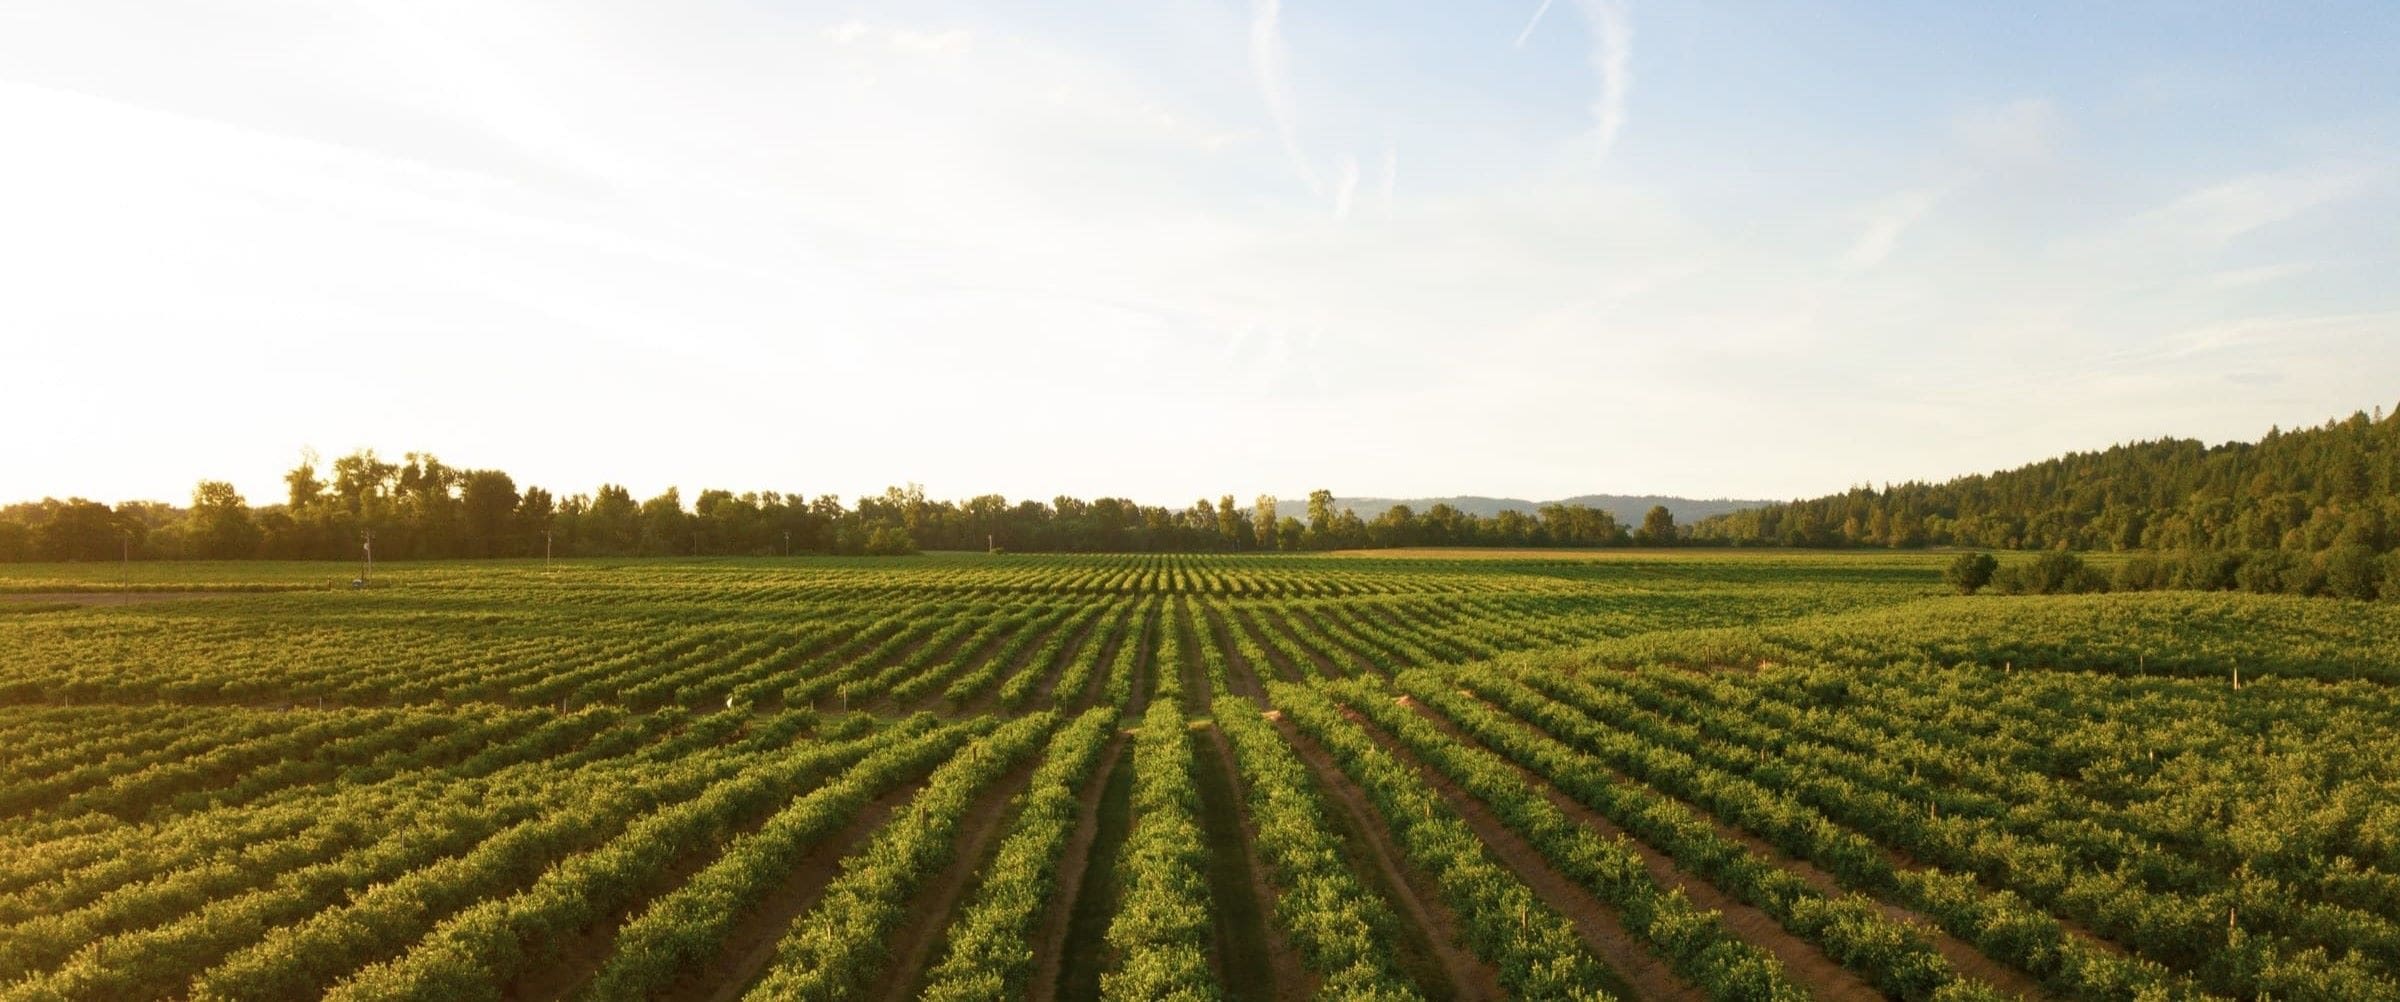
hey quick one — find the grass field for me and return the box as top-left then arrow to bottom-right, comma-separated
0,552 -> 2394,1001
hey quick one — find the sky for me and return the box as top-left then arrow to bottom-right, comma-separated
3,1 -> 2397,509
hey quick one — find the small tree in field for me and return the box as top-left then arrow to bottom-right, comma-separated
1945,552 -> 1999,594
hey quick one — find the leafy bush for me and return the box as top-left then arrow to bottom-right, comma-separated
1994,551 -> 2106,595
2171,550 -> 2245,591
2113,553 -> 2166,591
1943,553 -> 1999,595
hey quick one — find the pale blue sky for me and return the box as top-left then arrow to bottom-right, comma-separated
2,1 -> 2395,507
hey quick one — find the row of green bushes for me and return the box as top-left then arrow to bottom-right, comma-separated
1947,548 -> 2400,600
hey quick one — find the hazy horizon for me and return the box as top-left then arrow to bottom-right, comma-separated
5,2 -> 2396,507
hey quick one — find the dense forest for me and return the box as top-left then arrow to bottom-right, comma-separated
1693,406 -> 2400,554
0,452 -> 1661,562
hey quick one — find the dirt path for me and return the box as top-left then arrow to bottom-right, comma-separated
504,735 -> 875,1000
954,614 -> 1071,717
873,758 -> 1043,1002
1045,736 -> 1134,1002
1480,687 -> 2067,997
1028,608 -> 1110,707
1198,604 -> 1269,699
1255,606 -> 1347,679
1120,605 -> 1158,720
1192,720 -> 1312,1001
1342,705 -> 1699,1002
1394,696 -> 1887,1002
888,627 -> 1010,715
1677,778 -> 2055,999
1071,606 -> 1136,714
1268,715 -> 1506,1002
815,630 -> 945,714
653,780 -> 926,1002
1037,616 -> 1154,1002
1172,600 -> 1210,713
1225,606 -> 1306,683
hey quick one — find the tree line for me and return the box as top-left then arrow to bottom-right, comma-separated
0,451 -> 1679,561
1692,405 -> 2400,557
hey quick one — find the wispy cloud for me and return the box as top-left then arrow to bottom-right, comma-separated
1332,153 -> 1360,219
1843,186 -> 1948,271
1514,0 -> 1559,48
1377,142 -> 1398,218
2132,165 -> 2379,247
1575,0 -> 1631,161
1249,0 -> 1319,194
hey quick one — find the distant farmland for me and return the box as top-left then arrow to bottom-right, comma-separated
1,552 -> 2395,1000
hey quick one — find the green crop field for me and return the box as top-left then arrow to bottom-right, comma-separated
1,552 -> 2395,1001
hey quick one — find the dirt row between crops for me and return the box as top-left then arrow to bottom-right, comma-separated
1268,711 -> 1508,1001
501,744 -> 910,1000
1033,611 -> 1158,1002
1029,730 -> 1129,1002
1196,603 -> 1274,697
1336,703 -> 1718,1002
1023,605 -> 1114,709
1222,606 -> 1310,684
872,756 -> 1045,1002
1192,718 -> 1313,1000
1427,686 -> 2059,1001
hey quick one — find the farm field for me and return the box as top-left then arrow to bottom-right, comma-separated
1,552 -> 2395,1001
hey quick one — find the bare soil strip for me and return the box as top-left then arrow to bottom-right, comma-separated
1073,606 -> 1137,714
1122,604 -> 1159,720
656,780 -> 927,1002
1225,607 -> 1307,683
1192,720 -> 1312,1001
954,613 -> 1072,716
1044,736 -> 1135,1002
1676,775 -> 2056,999
1267,715 -> 1507,1002
874,758 -> 1044,1002
1038,611 -> 1154,1002
815,630 -> 944,714
1340,707 -> 1696,1002
1029,607 -> 1111,706
1257,607 -> 1346,678
1483,687 -> 2070,995
1198,604 -> 1270,699
1396,697 -> 1888,1002
1172,601 -> 1211,713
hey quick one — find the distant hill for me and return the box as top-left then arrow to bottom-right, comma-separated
1334,495 -> 1773,526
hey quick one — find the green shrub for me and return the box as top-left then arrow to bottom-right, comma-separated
1997,551 -> 2105,595
1943,552 -> 1998,595
2113,553 -> 2166,591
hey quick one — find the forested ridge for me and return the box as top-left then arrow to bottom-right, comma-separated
1693,405 -> 2400,554
11,405 -> 2398,563
0,455 -> 1661,562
